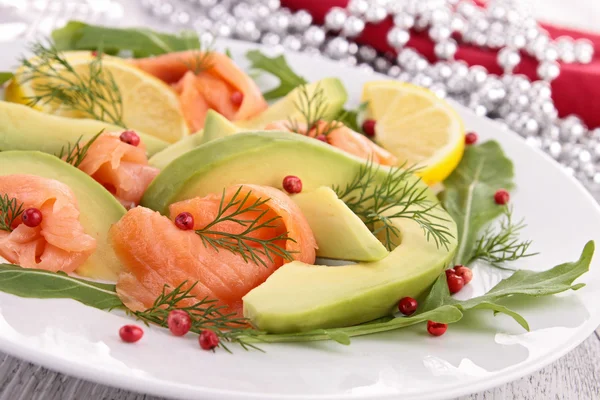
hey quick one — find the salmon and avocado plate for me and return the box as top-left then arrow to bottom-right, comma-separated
0,22 -> 593,351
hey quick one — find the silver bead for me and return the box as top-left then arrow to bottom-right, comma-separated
324,7 -> 347,31
267,13 -> 290,34
544,125 -> 561,141
394,14 -> 415,30
434,39 -> 458,60
575,39 -> 594,64
548,141 -> 562,159
488,3 -> 507,20
530,81 -> 552,99
431,8 -> 451,25
412,73 -> 433,88
579,149 -> 592,164
171,11 -> 191,26
232,3 -> 251,19
250,4 -> 271,20
358,63 -> 374,74
208,4 -> 227,20
348,42 -> 359,55
527,34 -> 549,56
365,6 -> 387,23
560,116 -> 586,142
153,2 -> 174,17
326,37 -> 350,59
198,0 -> 217,7
212,20 -> 233,38
538,44 -> 559,62
303,26 -> 325,47
523,118 -> 540,136
430,83 -> 447,98
457,1 -> 476,17
590,128 -> 600,141
497,47 -> 521,72
452,60 -> 469,78
506,33 -> 526,49
507,92 -> 530,111
387,27 -> 410,48
429,25 -> 451,42
450,16 -> 466,34
261,32 -> 281,47
446,75 -> 467,93
282,35 -> 303,52
235,19 -> 257,38
432,62 -> 453,81
342,56 -> 358,67
388,65 -> 401,78
537,61 -> 560,81
467,65 -> 488,88
525,136 -> 542,148
265,0 -> 281,11
358,45 -> 378,62
193,15 -> 213,32
347,0 -> 369,16
290,10 -> 313,31
556,36 -> 576,63
342,15 -> 365,37
374,57 -> 391,72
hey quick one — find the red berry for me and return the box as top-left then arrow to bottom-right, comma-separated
316,134 -> 328,143
119,325 -> 143,343
22,208 -> 43,228
199,330 -> 220,350
174,212 -> 194,230
454,265 -> 473,284
362,119 -> 376,137
119,130 -> 140,146
398,297 -> 418,316
494,189 -> 510,205
91,50 -> 98,57
447,273 -> 465,294
465,132 -> 478,145
167,310 -> 192,336
445,268 -> 456,278
427,321 -> 448,336
230,91 -> 244,106
282,175 -> 302,194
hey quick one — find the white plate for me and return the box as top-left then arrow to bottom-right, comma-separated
0,39 -> 599,400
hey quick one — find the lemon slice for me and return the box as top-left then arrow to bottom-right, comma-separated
361,81 -> 465,184
5,51 -> 188,143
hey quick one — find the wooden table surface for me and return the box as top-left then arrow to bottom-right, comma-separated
0,327 -> 598,399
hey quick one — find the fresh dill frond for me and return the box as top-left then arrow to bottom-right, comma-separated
287,83 -> 343,137
195,186 -> 296,267
334,160 -> 454,251
0,195 -> 24,232
20,42 -> 125,126
180,35 -> 215,75
133,281 -> 263,352
56,129 -> 104,168
470,207 -> 537,268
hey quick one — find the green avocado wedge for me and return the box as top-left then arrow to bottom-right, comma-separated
141,131 -> 436,213
141,132 -> 456,332
0,151 -> 126,281
244,203 -> 457,333
292,186 -> 388,262
148,130 -> 206,170
0,101 -> 168,156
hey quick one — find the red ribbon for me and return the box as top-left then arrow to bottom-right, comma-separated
282,0 -> 600,129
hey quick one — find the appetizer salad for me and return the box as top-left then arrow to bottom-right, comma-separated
0,22 -> 593,351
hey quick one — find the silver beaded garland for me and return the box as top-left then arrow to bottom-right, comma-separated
140,0 -> 599,192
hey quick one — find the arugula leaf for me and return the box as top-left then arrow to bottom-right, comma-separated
335,101 -> 369,132
246,241 -> 593,344
245,50 -> 308,100
440,141 -> 515,264
0,72 -> 13,85
52,21 -> 199,57
0,264 -> 123,310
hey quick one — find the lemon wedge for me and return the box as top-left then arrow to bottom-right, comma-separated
5,51 -> 188,143
362,81 -> 465,184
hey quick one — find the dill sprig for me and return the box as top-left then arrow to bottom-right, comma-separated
0,195 -> 24,232
180,35 -> 214,75
195,186 -> 296,267
334,159 -> 454,251
56,129 -> 104,168
470,206 -> 538,268
287,83 -> 343,137
132,281 -> 263,352
20,42 -> 125,126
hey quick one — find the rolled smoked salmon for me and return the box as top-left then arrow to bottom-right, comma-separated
111,185 -> 316,315
0,175 -> 96,272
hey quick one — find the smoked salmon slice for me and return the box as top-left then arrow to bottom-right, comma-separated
77,132 -> 159,209
0,175 -> 96,272
264,120 -> 398,166
131,51 -> 268,131
111,185 -> 316,315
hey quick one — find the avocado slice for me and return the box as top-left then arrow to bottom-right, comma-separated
292,187 -> 388,262
203,110 -> 242,143
140,131 -> 455,332
142,131 -> 436,213
0,101 -> 168,156
0,151 -> 125,280
237,78 -> 348,129
244,204 -> 457,333
149,131 -> 206,170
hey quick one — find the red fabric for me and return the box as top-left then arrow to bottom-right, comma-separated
282,0 -> 600,129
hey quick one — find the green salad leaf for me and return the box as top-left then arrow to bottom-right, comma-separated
0,72 -> 13,85
440,141 -> 515,265
245,50 -> 308,100
334,101 -> 369,133
247,241 -> 593,344
52,21 -> 199,57
0,264 -> 123,310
